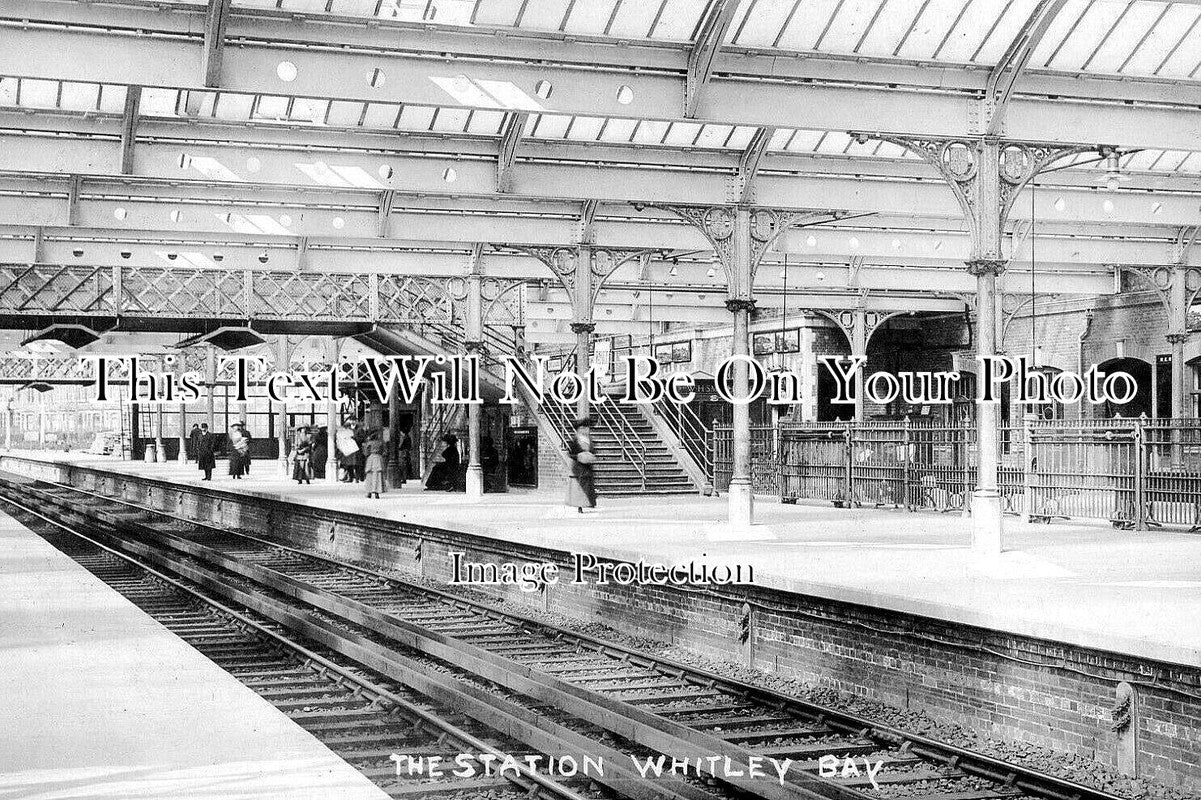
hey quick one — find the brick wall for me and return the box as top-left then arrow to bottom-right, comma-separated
4,454 -> 1198,791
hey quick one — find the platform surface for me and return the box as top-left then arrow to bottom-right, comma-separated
0,501 -> 391,800
6,450 -> 1201,670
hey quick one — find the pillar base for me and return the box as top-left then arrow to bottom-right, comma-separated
326,458 -> 339,484
726,479 -> 755,528
971,489 -> 1004,555
465,465 -> 484,499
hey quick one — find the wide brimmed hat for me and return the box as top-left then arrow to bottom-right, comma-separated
443,433 -> 458,442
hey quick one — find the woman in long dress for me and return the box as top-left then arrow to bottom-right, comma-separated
227,425 -> 248,479
424,434 -> 460,491
565,417 -> 597,513
292,428 -> 313,485
363,432 -> 385,499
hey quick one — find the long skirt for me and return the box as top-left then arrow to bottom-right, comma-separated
364,453 -> 385,495
565,467 -> 596,508
228,451 -> 246,476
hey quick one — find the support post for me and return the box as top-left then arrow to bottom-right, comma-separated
38,396 -> 46,449
726,208 -> 756,528
572,245 -> 595,421
326,339 -> 340,484
205,347 -> 216,432
847,133 -> 1102,553
175,354 -> 188,463
464,273 -> 485,500
1021,412 -> 1035,523
4,400 -> 12,451
153,356 -> 165,463
387,383 -> 401,487
277,336 -> 290,476
969,258 -> 1005,554
851,310 -> 867,423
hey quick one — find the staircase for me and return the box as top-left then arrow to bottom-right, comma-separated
356,324 -> 701,496
542,399 -> 698,496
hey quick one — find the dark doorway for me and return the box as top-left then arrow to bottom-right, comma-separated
1098,357 -> 1153,418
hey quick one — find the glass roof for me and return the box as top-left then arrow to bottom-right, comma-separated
4,75 -> 1200,177
209,0 -> 1201,81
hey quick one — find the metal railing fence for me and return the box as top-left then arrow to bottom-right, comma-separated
711,417 -> 1201,532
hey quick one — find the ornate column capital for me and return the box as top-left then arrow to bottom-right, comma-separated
725,298 -> 757,314
966,259 -> 1006,277
1166,332 -> 1191,345
569,322 -> 596,334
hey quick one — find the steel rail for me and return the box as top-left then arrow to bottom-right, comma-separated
2,475 -> 862,800
0,489 -> 596,800
4,473 -> 1131,800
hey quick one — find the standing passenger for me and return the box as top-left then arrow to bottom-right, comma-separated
228,424 -> 249,479
565,417 -> 597,513
187,423 -> 201,462
196,423 -> 215,481
363,431 -> 385,499
292,427 -> 313,485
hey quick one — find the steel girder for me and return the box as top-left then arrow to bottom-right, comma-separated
1,2 -> 1199,150
0,263 -> 467,325
3,115 -> 1201,229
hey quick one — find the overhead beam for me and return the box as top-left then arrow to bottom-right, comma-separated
496,111 -> 529,194
5,125 -> 1201,229
118,85 -> 141,175
736,126 -> 775,203
985,0 -> 1068,135
2,11 -> 1199,150
685,0 -> 740,118
377,189 -> 396,238
202,0 -> 233,87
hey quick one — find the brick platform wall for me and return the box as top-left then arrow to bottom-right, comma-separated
4,454 -> 1198,791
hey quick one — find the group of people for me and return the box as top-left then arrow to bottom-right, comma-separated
182,414 -> 599,513
187,422 -> 251,481
423,433 -> 501,492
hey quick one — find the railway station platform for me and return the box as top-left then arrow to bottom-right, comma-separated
4,450 -> 1199,669
0,501 -> 390,800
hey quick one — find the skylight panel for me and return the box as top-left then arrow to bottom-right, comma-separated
818,0 -> 888,55
59,82 -> 101,112
513,0 -> 573,32
692,124 -> 735,148
466,109 -> 507,135
605,0 -> 665,40
471,0 -> 523,27
139,87 -> 180,117
564,116 -> 605,141
893,0 -> 969,60
652,0 -> 707,40
20,79 -> 58,109
326,100 -> 365,127
214,93 -> 255,121
735,0 -> 811,49
1118,4 -> 1199,75
663,121 -> 703,146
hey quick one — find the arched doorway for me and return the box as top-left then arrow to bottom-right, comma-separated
1096,357 -> 1153,418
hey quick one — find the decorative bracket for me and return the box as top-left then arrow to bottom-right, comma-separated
655,204 -> 846,296
851,133 -> 1105,265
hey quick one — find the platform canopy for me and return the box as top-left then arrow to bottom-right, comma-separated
0,0 -> 1198,335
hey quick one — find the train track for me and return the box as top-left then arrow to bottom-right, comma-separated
2,495 -> 610,800
0,474 -> 1129,800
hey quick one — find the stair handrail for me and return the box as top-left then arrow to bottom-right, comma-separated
592,398 -> 648,491
650,396 -> 712,481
